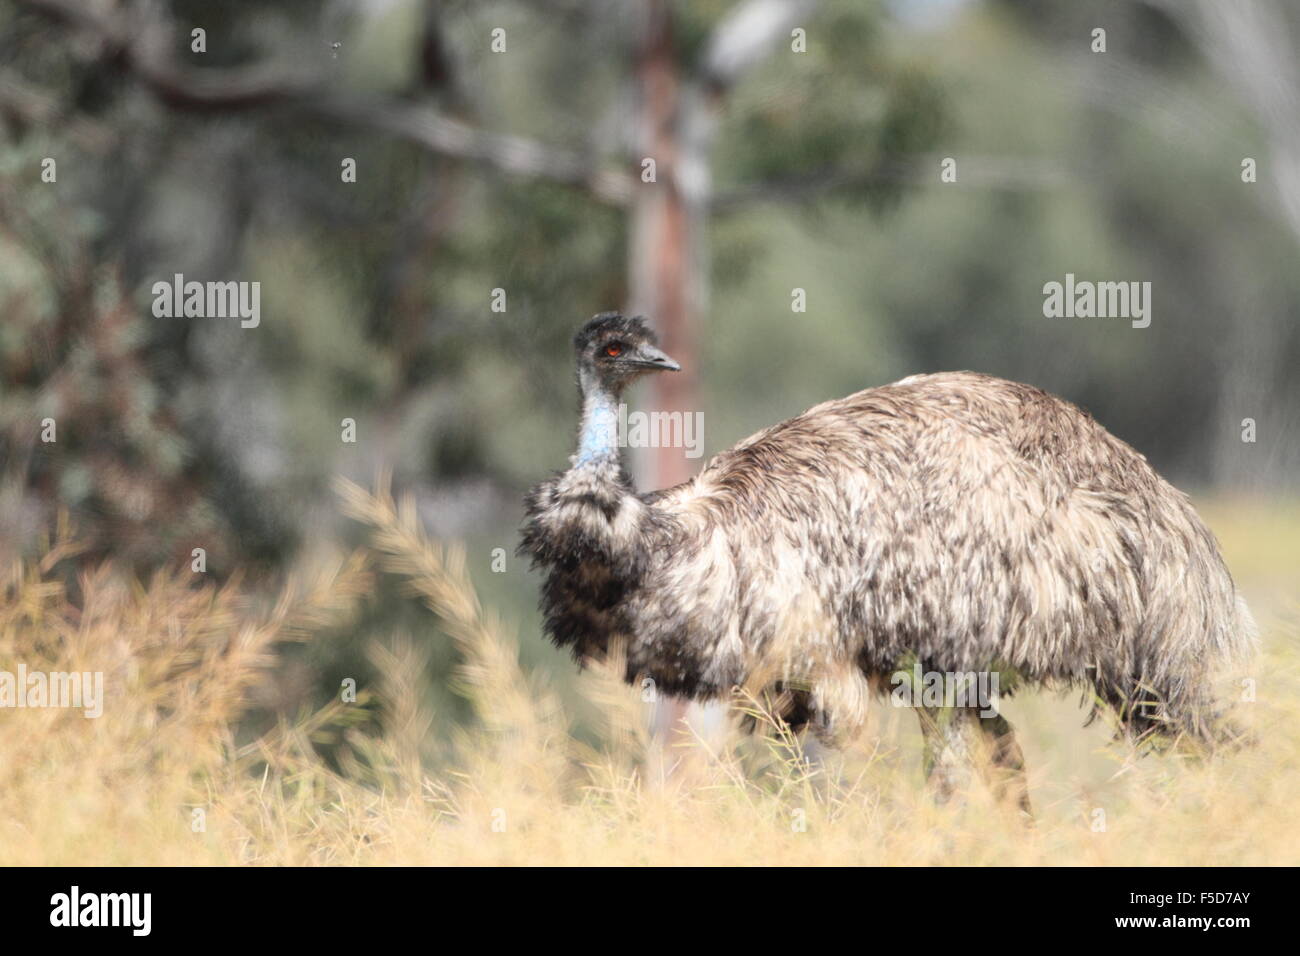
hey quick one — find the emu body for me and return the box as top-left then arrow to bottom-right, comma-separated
521,314 -> 1255,806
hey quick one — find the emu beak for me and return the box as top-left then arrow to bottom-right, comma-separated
633,344 -> 681,371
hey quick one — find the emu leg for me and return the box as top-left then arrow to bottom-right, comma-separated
918,707 -> 1032,816
917,706 -> 979,805
974,711 -> 1032,817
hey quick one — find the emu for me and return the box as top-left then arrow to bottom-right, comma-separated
521,313 -> 1256,810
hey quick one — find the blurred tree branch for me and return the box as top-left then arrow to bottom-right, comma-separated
699,0 -> 818,95
14,0 -> 985,213
15,0 -> 636,205
713,154 -> 1069,209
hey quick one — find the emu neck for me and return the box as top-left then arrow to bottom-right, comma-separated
574,379 -> 621,468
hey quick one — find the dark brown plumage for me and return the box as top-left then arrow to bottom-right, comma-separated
520,313 -> 1256,807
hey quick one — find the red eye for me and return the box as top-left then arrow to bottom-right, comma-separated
605,343 -> 622,357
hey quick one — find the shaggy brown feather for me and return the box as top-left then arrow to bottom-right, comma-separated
521,316 -> 1256,750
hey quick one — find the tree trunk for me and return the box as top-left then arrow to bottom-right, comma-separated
628,0 -> 706,744
629,0 -> 703,494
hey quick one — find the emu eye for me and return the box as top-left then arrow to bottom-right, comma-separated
604,343 -> 623,357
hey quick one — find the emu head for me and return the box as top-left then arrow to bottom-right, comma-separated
573,312 -> 680,397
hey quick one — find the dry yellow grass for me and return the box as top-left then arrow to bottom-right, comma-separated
0,486 -> 1295,865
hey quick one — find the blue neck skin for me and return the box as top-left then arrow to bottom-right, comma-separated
575,386 -> 621,466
